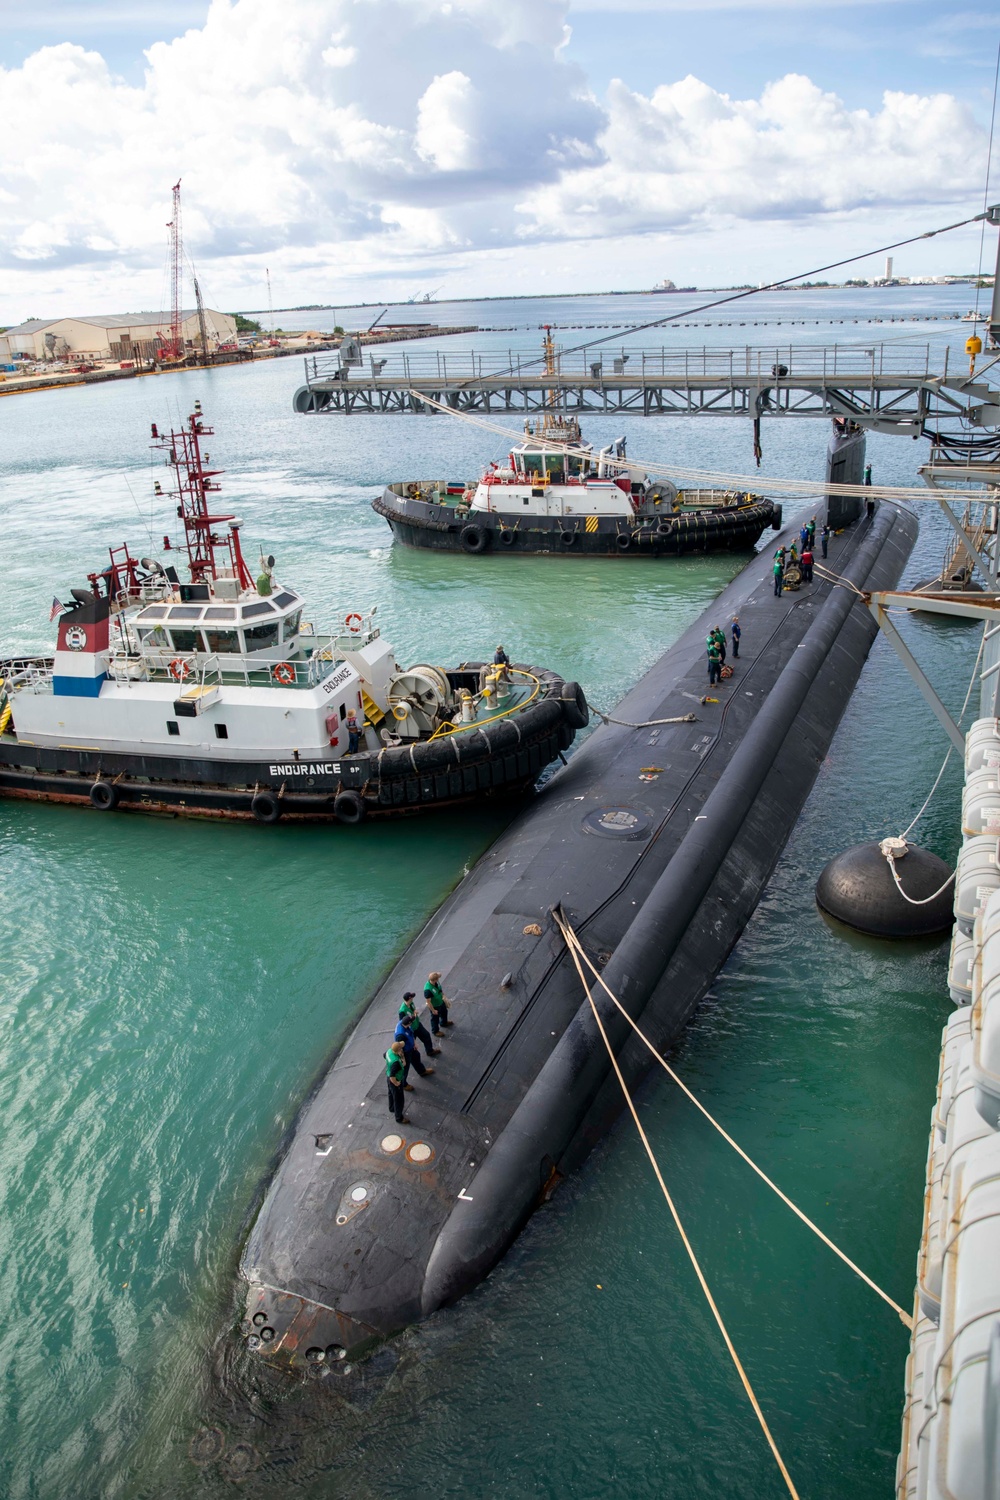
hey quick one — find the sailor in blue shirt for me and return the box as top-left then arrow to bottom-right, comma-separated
394,1014 -> 435,1084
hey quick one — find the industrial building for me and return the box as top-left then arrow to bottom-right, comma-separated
0,309 -> 237,364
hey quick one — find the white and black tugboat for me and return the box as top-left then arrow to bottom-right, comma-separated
0,405 -> 586,823
372,334 -> 781,557
374,414 -> 780,556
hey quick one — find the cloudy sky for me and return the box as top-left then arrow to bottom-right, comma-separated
0,0 -> 996,320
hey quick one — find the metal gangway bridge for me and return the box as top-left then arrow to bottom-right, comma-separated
294,338 -> 1000,437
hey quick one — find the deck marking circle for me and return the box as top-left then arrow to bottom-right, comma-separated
582,806 -> 652,841
381,1133 -> 404,1153
407,1141 -> 434,1163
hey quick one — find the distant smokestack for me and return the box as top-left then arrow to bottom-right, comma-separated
885,256 -> 893,281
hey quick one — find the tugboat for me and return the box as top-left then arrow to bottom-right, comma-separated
0,405 -> 586,824
374,415 -> 780,556
372,332 -> 781,557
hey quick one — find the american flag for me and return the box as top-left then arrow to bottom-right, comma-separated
49,597 -> 64,621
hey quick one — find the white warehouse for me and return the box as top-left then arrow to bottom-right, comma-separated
0,309 -> 237,363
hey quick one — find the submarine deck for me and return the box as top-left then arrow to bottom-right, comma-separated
241,502 -> 917,1366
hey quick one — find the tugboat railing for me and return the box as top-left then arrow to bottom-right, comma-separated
107,646 -> 347,690
1,657 -> 53,693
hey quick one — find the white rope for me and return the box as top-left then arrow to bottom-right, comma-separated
553,909 -> 914,1330
591,708 -> 697,728
895,628 -> 984,841
885,855 -> 956,906
407,390 -> 1000,506
556,915 -> 802,1500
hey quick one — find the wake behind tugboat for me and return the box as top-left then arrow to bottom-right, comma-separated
0,405 -> 584,823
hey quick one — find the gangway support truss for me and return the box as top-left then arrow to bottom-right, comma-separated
295,341 -> 1000,436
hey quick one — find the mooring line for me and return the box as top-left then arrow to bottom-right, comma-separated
552,909 -> 913,1330
558,922 -> 801,1500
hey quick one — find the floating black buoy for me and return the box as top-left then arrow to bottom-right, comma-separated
816,838 -> 954,938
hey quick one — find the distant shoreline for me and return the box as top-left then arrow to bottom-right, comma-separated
243,279 -> 987,316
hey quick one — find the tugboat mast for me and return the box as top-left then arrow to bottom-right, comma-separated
151,402 -> 253,588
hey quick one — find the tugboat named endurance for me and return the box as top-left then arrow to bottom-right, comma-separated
0,405 -> 585,823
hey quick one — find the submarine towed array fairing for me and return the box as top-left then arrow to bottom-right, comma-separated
239,498 -> 917,1372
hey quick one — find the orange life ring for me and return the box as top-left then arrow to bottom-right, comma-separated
272,661 -> 295,685
168,658 -> 190,681
344,612 -> 363,633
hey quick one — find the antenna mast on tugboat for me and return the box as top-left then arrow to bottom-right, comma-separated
150,404 -> 253,588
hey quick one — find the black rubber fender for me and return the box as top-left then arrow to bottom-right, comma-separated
656,520 -> 673,537
89,779 -> 118,811
771,503 -> 783,531
460,525 -> 489,554
559,529 -> 576,547
251,790 -> 282,824
499,530 -> 516,547
615,533 -> 631,551
559,681 -> 589,730
334,790 -> 366,825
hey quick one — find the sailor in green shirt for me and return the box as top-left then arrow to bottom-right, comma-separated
385,1041 -> 410,1124
707,637 -> 722,687
399,991 -> 440,1057
423,971 -> 453,1035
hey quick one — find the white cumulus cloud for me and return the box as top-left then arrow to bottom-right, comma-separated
518,73 -> 986,238
0,0 -> 987,311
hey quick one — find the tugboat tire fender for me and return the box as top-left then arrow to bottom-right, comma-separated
251,790 -> 282,824
771,503 -> 783,530
334,790 -> 366,825
89,779 -> 118,811
559,529 -> 576,546
615,533 -> 631,551
460,525 -> 489,554
499,530 -> 516,547
656,520 -> 673,537
559,681 -> 589,731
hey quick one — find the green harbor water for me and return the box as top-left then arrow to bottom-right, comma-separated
0,291 -> 979,1498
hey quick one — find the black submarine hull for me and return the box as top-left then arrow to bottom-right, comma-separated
239,501 -> 917,1372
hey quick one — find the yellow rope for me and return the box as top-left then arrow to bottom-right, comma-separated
553,910 -> 913,1331
559,928 -> 801,1500
425,667 -> 541,741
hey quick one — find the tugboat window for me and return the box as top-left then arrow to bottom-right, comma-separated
274,592 -> 297,608
167,720 -> 179,735
202,626 -> 240,654
214,723 -> 229,739
281,611 -> 301,642
138,626 -> 169,648
168,606 -> 202,620
243,602 -> 275,619
168,628 -> 202,652
244,620 -> 280,650
203,607 -> 236,621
